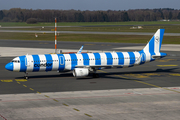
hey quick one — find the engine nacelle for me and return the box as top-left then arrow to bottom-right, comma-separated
73,68 -> 89,77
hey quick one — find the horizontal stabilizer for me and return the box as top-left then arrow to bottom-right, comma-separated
152,55 -> 161,59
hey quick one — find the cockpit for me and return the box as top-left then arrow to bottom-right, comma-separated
11,60 -> 20,63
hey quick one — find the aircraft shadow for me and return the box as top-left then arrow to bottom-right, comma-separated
14,68 -> 178,80
98,68 -> 179,81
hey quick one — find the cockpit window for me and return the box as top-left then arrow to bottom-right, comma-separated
11,60 -> 20,63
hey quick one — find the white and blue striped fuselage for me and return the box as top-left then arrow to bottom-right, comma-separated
8,51 -> 166,72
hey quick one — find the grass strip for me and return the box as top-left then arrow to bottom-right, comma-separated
0,32 -> 180,44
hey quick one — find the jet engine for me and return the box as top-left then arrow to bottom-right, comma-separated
73,68 -> 89,77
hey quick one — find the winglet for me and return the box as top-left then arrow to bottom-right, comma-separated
77,46 -> 83,54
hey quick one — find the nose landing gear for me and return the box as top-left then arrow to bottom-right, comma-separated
24,72 -> 28,80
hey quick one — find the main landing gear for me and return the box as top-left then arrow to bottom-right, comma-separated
24,72 -> 28,80
93,73 -> 99,78
91,68 -> 99,78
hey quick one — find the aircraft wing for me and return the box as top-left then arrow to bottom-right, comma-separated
75,64 -> 123,69
151,55 -> 161,59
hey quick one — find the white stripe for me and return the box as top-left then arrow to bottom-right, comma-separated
88,53 -> 95,66
76,54 -> 83,66
26,55 -> 34,72
143,42 -> 149,52
39,55 -> 46,71
13,57 -> 20,72
133,52 -> 140,60
133,52 -> 140,65
112,52 -> 118,65
145,52 -> 151,62
122,52 -> 130,67
51,54 -> 59,70
154,29 -> 160,53
100,53 -> 107,65
64,54 -> 71,70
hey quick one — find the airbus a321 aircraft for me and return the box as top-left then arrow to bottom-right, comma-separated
5,29 -> 166,79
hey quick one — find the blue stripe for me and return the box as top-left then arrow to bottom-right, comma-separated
32,55 -> 40,72
45,54 -> 53,71
93,53 -> 101,65
105,53 -> 113,65
19,56 -> 27,72
70,54 -> 77,70
116,52 -> 124,65
128,52 -> 135,65
57,54 -> 65,71
149,36 -> 155,53
138,51 -> 145,65
159,29 -> 165,50
82,53 -> 89,66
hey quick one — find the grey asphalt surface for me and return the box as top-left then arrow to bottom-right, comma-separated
0,40 -> 180,120
0,39 -> 145,51
0,40 -> 180,94
0,55 -> 179,94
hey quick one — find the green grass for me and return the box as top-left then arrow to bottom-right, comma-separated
0,32 -> 180,44
1,21 -> 180,27
0,21 -> 179,44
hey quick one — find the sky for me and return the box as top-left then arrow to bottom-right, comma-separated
0,0 -> 179,11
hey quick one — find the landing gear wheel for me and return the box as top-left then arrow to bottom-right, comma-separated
24,72 -> 28,80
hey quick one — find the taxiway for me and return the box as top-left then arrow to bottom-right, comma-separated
0,40 -> 180,120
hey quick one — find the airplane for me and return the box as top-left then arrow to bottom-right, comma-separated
5,29 -> 167,79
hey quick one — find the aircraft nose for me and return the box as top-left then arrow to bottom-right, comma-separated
5,62 -> 13,71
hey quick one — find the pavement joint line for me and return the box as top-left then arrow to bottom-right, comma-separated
84,113 -> 92,117
73,108 -> 80,111
0,114 -> 7,120
99,70 -> 180,94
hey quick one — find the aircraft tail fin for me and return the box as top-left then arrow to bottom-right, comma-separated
142,29 -> 165,53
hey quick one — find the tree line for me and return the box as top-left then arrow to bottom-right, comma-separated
0,8 -> 180,23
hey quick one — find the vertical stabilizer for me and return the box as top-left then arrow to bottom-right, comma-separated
143,29 -> 165,54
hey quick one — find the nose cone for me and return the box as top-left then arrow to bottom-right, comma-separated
5,63 -> 13,71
